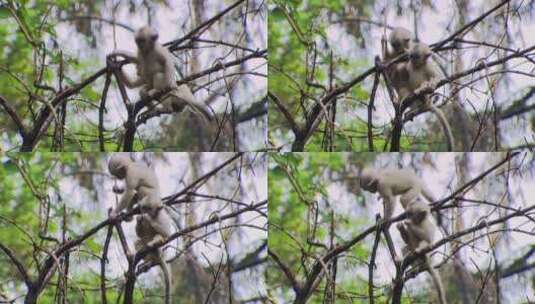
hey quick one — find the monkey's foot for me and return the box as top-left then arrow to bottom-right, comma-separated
137,262 -> 153,274
171,103 -> 186,113
404,110 -> 417,121
394,257 -> 403,269
403,108 -> 427,122
414,245 -> 429,255
106,56 -> 122,70
138,109 -> 176,123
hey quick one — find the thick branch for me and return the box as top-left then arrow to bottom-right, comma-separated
0,242 -> 32,288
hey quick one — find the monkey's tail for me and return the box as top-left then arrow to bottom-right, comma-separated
160,259 -> 172,304
425,256 -> 447,304
188,103 -> 214,123
173,85 -> 214,123
428,105 -> 455,151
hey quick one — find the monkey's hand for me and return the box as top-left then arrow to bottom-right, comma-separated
137,260 -> 152,273
108,208 -> 118,218
415,81 -> 436,95
404,108 -> 421,121
394,256 -> 404,267
414,243 -> 430,255
108,207 -> 133,221
106,55 -> 122,70
107,51 -> 138,63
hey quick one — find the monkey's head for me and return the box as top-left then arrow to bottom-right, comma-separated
409,43 -> 432,67
135,26 -> 158,53
389,27 -> 411,54
407,199 -> 430,224
108,154 -> 132,179
359,168 -> 379,192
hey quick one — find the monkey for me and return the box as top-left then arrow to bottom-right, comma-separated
382,27 -> 412,101
135,212 -> 173,304
399,42 -> 454,151
382,27 -> 411,64
359,167 -> 435,222
108,154 -> 162,220
107,26 -> 212,122
396,198 -> 447,304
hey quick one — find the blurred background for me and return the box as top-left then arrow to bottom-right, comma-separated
268,0 -> 535,151
0,152 -> 267,303
0,0 -> 267,151
268,152 -> 535,303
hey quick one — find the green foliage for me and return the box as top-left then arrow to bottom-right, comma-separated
268,153 -> 376,302
269,1 -> 376,151
0,153 -> 121,302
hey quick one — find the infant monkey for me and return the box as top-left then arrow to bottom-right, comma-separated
397,198 -> 447,304
108,154 -> 162,219
382,27 -> 412,102
108,26 -> 211,121
108,154 -> 174,303
401,42 -> 454,151
135,213 -> 173,304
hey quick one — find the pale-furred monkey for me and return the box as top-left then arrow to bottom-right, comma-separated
135,212 -> 173,304
396,198 -> 447,304
382,27 -> 412,101
108,26 -> 211,121
400,42 -> 454,151
108,154 -> 162,220
359,167 -> 435,222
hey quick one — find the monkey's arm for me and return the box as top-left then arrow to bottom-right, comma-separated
379,187 -> 395,220
113,175 -> 139,216
153,49 -> 177,89
407,222 -> 433,252
115,69 -> 145,89
397,222 -> 411,245
149,211 -> 173,240
382,35 -> 389,60
108,51 -> 139,63
107,51 -> 144,88
163,54 -> 177,89
114,188 -> 135,216
422,61 -> 441,90
421,186 -> 436,203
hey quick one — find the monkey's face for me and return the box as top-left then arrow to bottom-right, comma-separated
135,26 -> 158,53
408,204 -> 428,224
390,38 -> 410,52
359,169 -> 379,192
108,155 -> 130,179
389,28 -> 411,53
409,44 -> 432,67
360,177 -> 378,192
